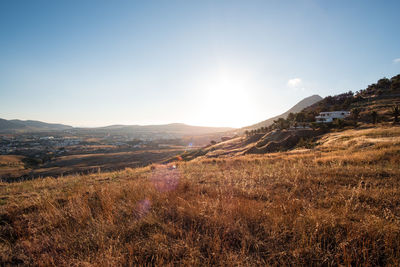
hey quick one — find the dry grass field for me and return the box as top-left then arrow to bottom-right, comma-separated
0,155 -> 28,179
0,126 -> 399,265
0,148 -> 185,181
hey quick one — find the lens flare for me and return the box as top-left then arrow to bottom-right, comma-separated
135,198 -> 151,219
150,165 -> 180,192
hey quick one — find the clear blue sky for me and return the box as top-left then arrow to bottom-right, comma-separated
1,0 -> 399,127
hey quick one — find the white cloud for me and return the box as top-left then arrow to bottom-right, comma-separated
287,78 -> 302,88
393,58 -> 400,64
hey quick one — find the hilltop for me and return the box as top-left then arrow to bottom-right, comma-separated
0,119 -> 234,139
0,119 -> 72,133
77,123 -> 234,137
243,94 -> 322,131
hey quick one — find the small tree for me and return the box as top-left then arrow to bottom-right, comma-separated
371,111 -> 378,124
351,108 -> 361,121
210,140 -> 217,145
287,112 -> 295,122
295,112 -> 306,123
377,77 -> 391,90
392,105 -> 399,124
273,118 -> 290,130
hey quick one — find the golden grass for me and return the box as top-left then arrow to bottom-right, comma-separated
0,155 -> 27,179
0,155 -> 25,164
1,148 -> 185,181
0,127 -> 400,265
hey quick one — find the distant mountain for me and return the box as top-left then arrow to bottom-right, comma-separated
78,123 -> 234,136
0,119 -> 25,131
0,95 -> 321,135
243,94 -> 323,130
0,118 -> 234,137
0,119 -> 72,133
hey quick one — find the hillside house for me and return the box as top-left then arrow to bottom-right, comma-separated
315,111 -> 350,123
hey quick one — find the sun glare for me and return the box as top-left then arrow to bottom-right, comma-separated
194,66 -> 254,128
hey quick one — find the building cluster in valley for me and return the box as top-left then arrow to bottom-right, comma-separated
0,135 -> 82,155
0,132 -> 187,161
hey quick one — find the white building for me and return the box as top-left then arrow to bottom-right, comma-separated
315,111 -> 350,123
39,136 -> 54,140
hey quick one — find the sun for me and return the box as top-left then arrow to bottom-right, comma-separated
189,65 -> 256,128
